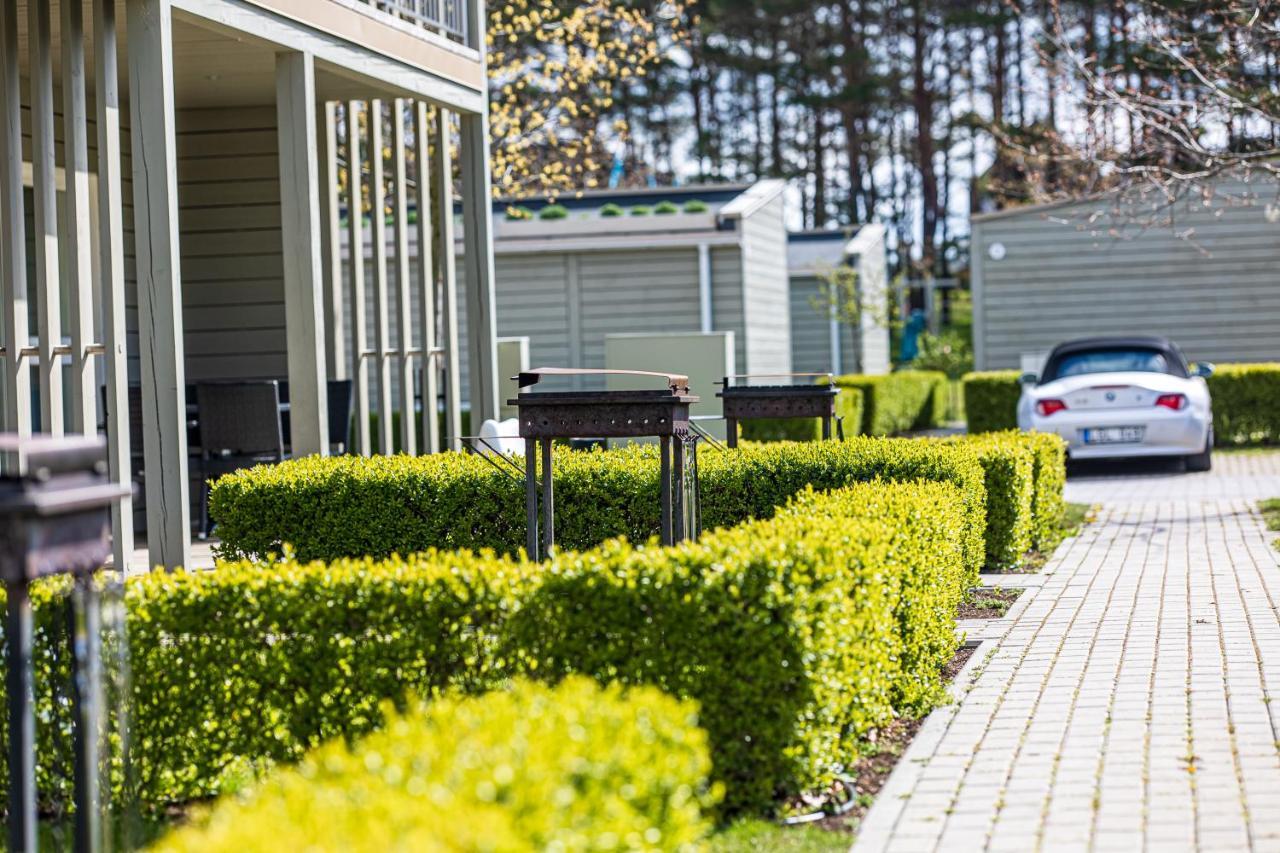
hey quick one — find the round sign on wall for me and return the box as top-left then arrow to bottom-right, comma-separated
988,241 -> 1007,261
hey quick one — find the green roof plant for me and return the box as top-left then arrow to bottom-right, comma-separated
505,205 -> 534,221
536,203 -> 569,220
654,200 -> 679,214
683,199 -> 710,213
599,202 -> 624,217
629,204 -> 652,216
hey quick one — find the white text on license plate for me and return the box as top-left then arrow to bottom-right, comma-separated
1082,426 -> 1144,444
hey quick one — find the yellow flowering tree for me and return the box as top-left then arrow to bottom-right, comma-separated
487,0 -> 687,199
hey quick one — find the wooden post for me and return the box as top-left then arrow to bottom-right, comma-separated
62,0 -> 98,437
370,101 -> 394,455
127,0 -> 191,570
434,108 -> 462,449
95,0 -> 135,572
275,51 -> 329,457
29,0 -> 64,436
392,99 -> 416,455
0,0 -> 31,439
414,102 -> 440,453
458,111 -> 499,424
347,101 -> 371,456
320,102 -> 346,383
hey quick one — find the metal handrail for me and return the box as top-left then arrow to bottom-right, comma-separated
358,0 -> 468,42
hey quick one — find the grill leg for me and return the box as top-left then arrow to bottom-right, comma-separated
660,435 -> 672,546
673,434 -> 685,541
540,437 -> 554,555
822,414 -> 832,440
524,437 -> 538,559
70,576 -> 103,853
6,580 -> 35,853
725,417 -> 738,448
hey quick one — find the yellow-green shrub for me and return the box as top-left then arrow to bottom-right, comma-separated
961,370 -> 1021,433
4,482 -> 967,819
154,678 -> 717,853
947,433 -> 1034,570
1020,431 -> 1067,549
1206,363 -> 1280,445
210,437 -> 988,579
833,370 -> 947,436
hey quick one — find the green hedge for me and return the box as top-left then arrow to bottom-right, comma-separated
737,386 -> 864,443
961,370 -> 1021,433
1021,431 -> 1067,549
210,436 -> 988,580
1207,363 -> 1280,446
155,678 -> 717,852
8,481 -> 967,819
834,370 -> 948,436
947,433 -> 1033,570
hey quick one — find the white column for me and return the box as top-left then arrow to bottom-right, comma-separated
370,100 -> 394,455
95,0 -> 135,571
127,0 -> 191,570
62,0 -> 98,436
275,51 -> 329,457
434,108 -> 462,449
29,0 -> 63,436
321,102 -> 346,382
347,101 -> 371,456
0,0 -> 31,439
458,111 -> 499,424
392,99 -> 416,455
414,101 -> 440,454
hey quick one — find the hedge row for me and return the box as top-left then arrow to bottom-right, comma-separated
739,385 -> 865,443
1207,363 -> 1280,446
7,481 -> 968,818
156,678 -> 717,852
945,433 -> 1033,570
211,436 -> 989,583
962,363 -> 1280,448
961,370 -> 1021,433
833,370 -> 948,436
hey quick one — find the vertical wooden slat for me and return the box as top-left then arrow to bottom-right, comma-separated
95,0 -> 134,571
127,0 -> 191,570
62,0 -> 97,436
321,101 -> 346,382
370,100 -> 394,456
414,101 -> 439,454
392,99 -> 416,455
275,51 -> 329,458
458,117 -> 499,427
0,0 -> 31,441
29,0 -> 64,436
347,100 -> 371,456
434,108 -> 462,449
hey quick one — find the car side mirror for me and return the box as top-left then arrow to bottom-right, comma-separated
1019,372 -> 1038,385
1194,362 -> 1215,378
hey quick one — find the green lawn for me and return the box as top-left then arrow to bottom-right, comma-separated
710,819 -> 853,852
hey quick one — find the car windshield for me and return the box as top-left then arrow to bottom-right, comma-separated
1049,348 -> 1174,380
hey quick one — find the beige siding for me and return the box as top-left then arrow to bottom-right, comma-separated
739,193 -> 791,374
973,182 -> 1280,369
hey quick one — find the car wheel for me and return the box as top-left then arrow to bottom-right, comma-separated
1186,431 -> 1213,473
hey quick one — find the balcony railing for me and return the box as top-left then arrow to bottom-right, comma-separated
360,0 -> 469,44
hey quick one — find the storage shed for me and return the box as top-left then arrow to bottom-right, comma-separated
452,181 -> 792,395
787,225 -> 891,376
971,179 -> 1280,371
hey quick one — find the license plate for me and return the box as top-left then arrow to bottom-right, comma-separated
1082,426 -> 1144,445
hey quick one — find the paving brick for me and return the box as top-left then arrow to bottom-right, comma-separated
853,455 -> 1280,852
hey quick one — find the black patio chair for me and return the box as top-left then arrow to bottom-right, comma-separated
196,380 -> 286,538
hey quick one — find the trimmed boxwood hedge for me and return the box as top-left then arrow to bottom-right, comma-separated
833,370 -> 948,436
154,678 -> 718,852
210,435 -> 988,582
6,481 -> 967,818
1207,363 -> 1280,446
962,370 -> 1022,433
944,432 -> 1033,570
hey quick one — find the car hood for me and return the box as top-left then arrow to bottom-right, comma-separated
1031,372 -> 1194,397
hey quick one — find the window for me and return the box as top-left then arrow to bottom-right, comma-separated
1047,349 -> 1178,381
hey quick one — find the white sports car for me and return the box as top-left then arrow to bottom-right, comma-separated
1017,336 -> 1214,471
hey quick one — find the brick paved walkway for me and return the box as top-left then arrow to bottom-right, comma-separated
855,452 -> 1280,852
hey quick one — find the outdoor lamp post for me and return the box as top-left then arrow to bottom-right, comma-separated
0,435 -> 129,853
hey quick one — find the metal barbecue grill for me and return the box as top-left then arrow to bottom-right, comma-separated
717,373 -> 840,448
